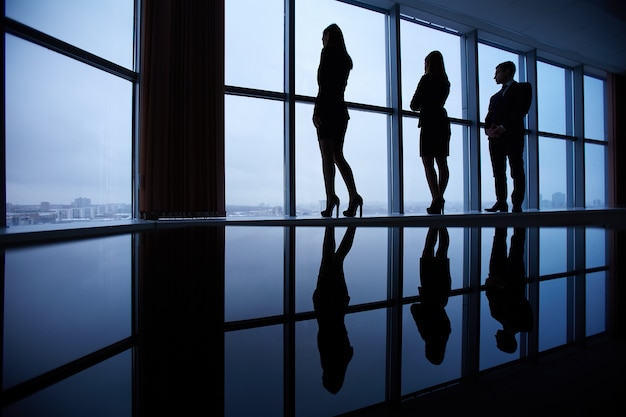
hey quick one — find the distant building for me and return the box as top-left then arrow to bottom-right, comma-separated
552,192 -> 566,208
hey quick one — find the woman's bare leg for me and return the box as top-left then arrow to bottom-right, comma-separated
435,156 -> 449,200
319,139 -> 337,200
330,140 -> 358,199
422,156 -> 439,203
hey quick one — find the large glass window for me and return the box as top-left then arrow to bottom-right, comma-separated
5,35 -> 133,227
221,0 -> 611,218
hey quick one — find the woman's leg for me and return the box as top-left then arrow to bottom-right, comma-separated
318,139 -> 336,200
422,156 -> 438,202
330,140 -> 358,199
435,156 -> 449,200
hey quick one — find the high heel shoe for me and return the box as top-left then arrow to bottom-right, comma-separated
343,195 -> 363,218
321,195 -> 340,218
426,197 -> 445,214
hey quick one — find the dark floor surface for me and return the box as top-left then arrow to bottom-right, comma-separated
355,334 -> 626,417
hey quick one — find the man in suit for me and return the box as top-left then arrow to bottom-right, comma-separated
484,61 -> 532,213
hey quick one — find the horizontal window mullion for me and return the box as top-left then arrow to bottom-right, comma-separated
4,17 -> 136,82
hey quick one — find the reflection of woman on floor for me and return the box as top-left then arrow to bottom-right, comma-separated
485,227 -> 533,353
313,226 -> 356,393
410,227 -> 452,365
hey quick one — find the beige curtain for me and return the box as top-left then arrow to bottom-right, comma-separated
139,0 -> 225,219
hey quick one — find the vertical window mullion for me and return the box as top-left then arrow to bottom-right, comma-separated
387,5 -> 403,214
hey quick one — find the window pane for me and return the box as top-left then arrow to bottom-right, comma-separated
539,137 -> 568,209
5,0 -> 134,69
225,96 -> 284,213
295,0 -> 387,106
225,0 -> 284,91
296,106 -> 388,216
400,20 -> 463,119
584,143 -> 607,207
537,62 -> 570,135
5,35 -> 132,226
403,122 -> 465,213
584,75 -> 606,141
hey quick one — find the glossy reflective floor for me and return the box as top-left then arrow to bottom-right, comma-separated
1,216 -> 625,416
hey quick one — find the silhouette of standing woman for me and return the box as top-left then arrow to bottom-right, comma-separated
313,226 -> 357,393
410,51 -> 451,214
410,227 -> 452,365
313,24 -> 362,218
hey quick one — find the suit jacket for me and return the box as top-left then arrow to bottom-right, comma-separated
314,46 -> 352,123
410,73 -> 450,129
485,81 -> 532,142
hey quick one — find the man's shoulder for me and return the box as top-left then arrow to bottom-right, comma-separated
512,81 -> 531,92
512,81 -> 532,113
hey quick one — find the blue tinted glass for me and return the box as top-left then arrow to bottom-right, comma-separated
585,143 -> 607,207
539,137 -> 568,209
295,309 -> 387,416
586,271 -> 606,336
2,351 -> 132,417
6,0 -> 134,68
225,95 -> 284,211
225,326 -> 283,417
584,75 -> 606,140
5,35 -> 132,226
540,227 -> 568,275
537,62 -> 570,135
586,227 -> 606,268
401,296 -> 463,393
3,236 -> 131,387
2,224 -> 615,415
225,227 -> 284,321
539,278 -> 568,351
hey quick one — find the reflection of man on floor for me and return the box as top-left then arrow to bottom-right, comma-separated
485,227 -> 533,353
411,227 -> 452,365
313,226 -> 356,393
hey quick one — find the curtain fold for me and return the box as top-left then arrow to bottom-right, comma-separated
139,0 -> 225,219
